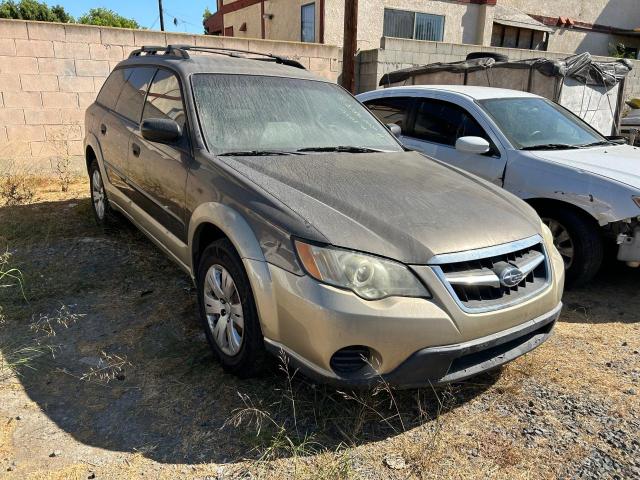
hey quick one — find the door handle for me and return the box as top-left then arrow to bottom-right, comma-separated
100,124 -> 107,135
132,143 -> 141,157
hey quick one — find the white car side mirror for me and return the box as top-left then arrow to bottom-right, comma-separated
455,136 -> 490,154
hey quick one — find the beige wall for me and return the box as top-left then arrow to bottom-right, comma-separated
324,0 -> 494,50
224,3 -> 263,39
0,19 -> 341,174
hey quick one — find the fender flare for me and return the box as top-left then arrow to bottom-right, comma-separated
84,133 -> 107,175
188,202 -> 266,272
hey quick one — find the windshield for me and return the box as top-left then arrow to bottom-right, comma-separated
479,97 -> 607,150
191,74 -> 403,155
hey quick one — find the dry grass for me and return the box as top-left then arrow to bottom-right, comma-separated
0,176 -> 638,479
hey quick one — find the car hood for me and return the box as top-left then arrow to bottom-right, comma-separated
222,151 -> 541,263
529,144 -> 640,189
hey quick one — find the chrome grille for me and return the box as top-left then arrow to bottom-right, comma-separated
431,237 -> 550,313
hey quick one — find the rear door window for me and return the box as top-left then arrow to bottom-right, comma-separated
364,97 -> 412,134
114,67 -> 156,123
96,69 -> 127,110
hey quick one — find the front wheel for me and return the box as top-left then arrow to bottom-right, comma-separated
539,207 -> 603,287
197,239 -> 266,377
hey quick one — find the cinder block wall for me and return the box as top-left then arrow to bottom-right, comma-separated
357,37 -> 640,101
0,19 -> 342,174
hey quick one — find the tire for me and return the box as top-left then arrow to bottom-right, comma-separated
538,206 -> 603,287
466,52 -> 509,62
88,159 -> 119,228
197,239 -> 266,377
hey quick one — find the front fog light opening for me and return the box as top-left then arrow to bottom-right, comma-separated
330,345 -> 374,375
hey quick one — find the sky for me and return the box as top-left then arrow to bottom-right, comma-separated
42,1 -> 216,33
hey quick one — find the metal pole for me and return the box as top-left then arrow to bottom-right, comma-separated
158,0 -> 165,31
341,0 -> 358,93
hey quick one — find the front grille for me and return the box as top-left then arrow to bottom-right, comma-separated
330,346 -> 371,375
433,239 -> 550,312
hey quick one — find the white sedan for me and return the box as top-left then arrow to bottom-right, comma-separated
358,85 -> 640,285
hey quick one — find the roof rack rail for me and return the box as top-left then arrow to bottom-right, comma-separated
128,44 -> 306,70
129,45 -> 190,59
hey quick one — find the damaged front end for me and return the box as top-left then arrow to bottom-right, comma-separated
613,217 -> 640,267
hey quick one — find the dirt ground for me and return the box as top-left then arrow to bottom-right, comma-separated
0,179 -> 638,480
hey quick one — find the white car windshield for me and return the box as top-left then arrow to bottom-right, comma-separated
192,74 -> 403,155
479,97 -> 608,150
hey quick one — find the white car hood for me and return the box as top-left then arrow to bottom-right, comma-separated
530,144 -> 640,189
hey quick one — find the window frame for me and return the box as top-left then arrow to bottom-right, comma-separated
363,96 -> 413,135
383,8 -> 445,42
491,23 -> 548,51
301,2 -> 316,43
140,66 -> 192,153
110,66 -> 157,125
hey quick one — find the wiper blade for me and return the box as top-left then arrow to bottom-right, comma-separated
520,143 -> 581,151
296,145 -> 384,153
576,140 -> 617,148
218,149 -> 298,156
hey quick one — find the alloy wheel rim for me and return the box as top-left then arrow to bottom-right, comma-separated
203,264 -> 244,356
92,170 -> 105,220
543,218 -> 575,269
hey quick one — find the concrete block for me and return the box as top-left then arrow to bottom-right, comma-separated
0,73 -> 21,91
6,124 -> 45,142
0,55 -> 38,73
58,76 -> 95,93
20,74 -> 59,92
0,141 -> 31,159
134,30 -> 167,47
45,124 -> 82,141
27,22 -> 66,41
0,20 -> 28,40
78,92 -> 96,108
65,24 -> 101,44
89,43 -> 124,61
0,109 -> 25,125
331,58 -> 342,72
3,91 -> 42,108
435,42 -> 453,55
24,109 -> 62,125
67,140 -> 84,155
76,59 -> 110,76
0,38 -> 16,56
37,58 -> 76,76
93,76 -> 107,91
14,39 -> 54,57
42,92 -> 78,109
60,109 -> 84,125
54,41 -> 90,59
0,126 -> 7,144
101,27 -> 135,46
165,33 -> 196,46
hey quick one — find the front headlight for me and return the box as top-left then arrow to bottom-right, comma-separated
294,240 -> 430,300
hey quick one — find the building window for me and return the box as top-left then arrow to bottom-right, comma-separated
301,3 -> 315,43
383,8 -> 444,42
224,26 -> 234,37
491,24 -> 547,51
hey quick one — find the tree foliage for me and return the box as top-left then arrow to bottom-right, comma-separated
203,6 -> 213,34
0,0 -> 73,23
78,7 -> 140,29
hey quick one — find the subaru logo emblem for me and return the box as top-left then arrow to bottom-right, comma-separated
500,266 -> 524,287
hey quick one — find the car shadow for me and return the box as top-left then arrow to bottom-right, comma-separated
0,198 -> 498,465
560,254 -> 640,324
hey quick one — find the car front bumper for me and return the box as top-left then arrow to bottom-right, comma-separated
265,302 -> 560,389
245,241 -> 564,389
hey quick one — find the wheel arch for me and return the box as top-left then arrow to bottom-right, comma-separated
525,197 -> 602,227
189,202 -> 266,275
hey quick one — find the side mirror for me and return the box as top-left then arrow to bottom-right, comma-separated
455,136 -> 490,154
141,118 -> 182,143
386,123 -> 402,138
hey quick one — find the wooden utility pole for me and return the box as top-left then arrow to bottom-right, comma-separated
158,0 -> 165,31
341,0 -> 358,93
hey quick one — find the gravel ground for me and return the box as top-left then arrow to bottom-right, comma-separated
0,181 -> 638,479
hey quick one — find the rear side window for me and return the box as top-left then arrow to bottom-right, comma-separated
96,69 -> 127,110
114,67 -> 156,123
142,69 -> 186,132
364,97 -> 412,133
412,98 -> 490,146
